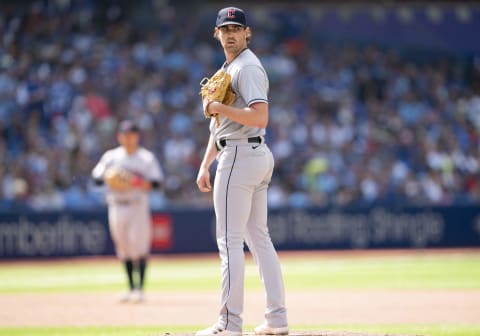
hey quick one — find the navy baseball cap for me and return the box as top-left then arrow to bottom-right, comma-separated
216,7 -> 247,27
118,120 -> 140,133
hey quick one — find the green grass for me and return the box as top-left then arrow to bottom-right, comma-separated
282,253 -> 480,290
0,324 -> 479,336
1,252 -> 479,293
320,324 -> 480,336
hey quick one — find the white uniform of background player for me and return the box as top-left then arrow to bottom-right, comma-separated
92,120 -> 164,303
196,7 -> 288,336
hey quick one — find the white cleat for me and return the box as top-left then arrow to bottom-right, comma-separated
130,289 -> 144,303
254,323 -> 289,335
118,290 -> 134,303
195,324 -> 242,336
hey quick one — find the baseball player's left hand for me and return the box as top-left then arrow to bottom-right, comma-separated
196,167 -> 212,192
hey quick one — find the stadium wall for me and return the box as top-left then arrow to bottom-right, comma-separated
0,206 -> 479,259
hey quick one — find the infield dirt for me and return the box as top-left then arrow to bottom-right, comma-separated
0,288 -> 478,328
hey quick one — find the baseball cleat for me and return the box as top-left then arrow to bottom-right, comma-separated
195,324 -> 242,336
131,289 -> 144,303
254,323 -> 289,335
118,290 -> 134,303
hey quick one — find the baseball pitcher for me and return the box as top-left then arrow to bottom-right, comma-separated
196,7 -> 288,336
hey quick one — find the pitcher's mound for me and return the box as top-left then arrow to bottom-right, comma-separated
262,333 -> 422,336
251,331 -> 422,336
166,332 -> 423,336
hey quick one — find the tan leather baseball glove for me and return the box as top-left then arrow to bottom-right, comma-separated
104,167 -> 134,192
199,69 -> 236,126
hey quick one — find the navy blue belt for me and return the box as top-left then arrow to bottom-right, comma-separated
216,136 -> 262,150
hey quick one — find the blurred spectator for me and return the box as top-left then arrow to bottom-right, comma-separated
0,1 -> 479,211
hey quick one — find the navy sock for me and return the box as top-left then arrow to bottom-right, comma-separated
138,258 -> 147,290
124,259 -> 134,290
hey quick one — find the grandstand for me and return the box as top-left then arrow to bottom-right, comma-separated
0,1 -> 478,211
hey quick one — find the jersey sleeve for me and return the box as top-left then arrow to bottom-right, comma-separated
91,152 -> 111,179
144,152 -> 164,182
236,65 -> 269,106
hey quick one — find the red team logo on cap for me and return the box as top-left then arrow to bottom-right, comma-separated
227,8 -> 235,18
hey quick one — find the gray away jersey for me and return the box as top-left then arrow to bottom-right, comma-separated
210,48 -> 269,140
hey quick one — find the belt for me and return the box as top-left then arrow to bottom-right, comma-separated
114,199 -> 136,206
216,136 -> 263,150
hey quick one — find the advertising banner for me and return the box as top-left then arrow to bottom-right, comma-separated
0,206 -> 479,258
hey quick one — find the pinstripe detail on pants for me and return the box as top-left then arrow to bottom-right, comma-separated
223,145 -> 238,330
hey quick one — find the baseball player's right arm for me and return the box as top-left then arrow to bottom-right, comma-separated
196,134 -> 218,193
206,65 -> 269,128
91,152 -> 111,186
207,101 -> 268,128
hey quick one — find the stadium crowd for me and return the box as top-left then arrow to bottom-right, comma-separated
0,1 -> 479,211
